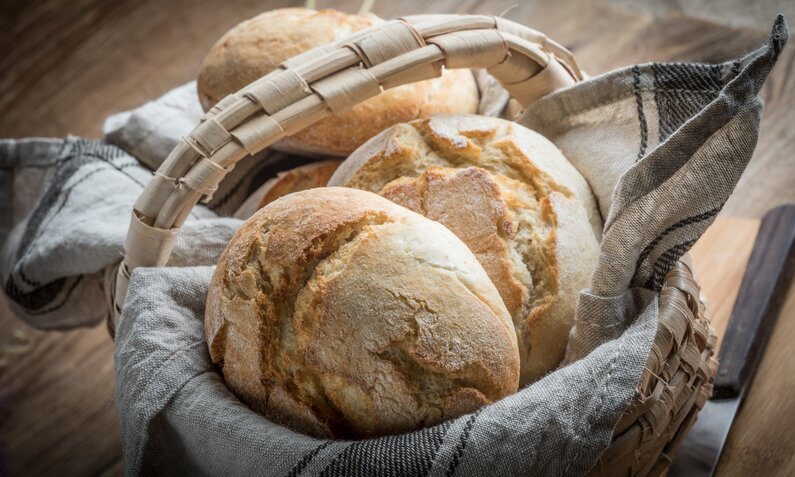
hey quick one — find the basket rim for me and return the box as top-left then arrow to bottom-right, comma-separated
107,12 -> 717,477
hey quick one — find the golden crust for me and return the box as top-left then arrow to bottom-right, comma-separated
206,187 -> 520,438
256,160 -> 341,209
328,115 -> 602,385
197,8 -> 480,156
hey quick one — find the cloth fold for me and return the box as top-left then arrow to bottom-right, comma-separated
0,15 -> 787,477
0,137 -> 240,329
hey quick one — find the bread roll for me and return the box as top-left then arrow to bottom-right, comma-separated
233,157 -> 341,220
257,160 -> 341,209
206,187 -> 520,438
197,8 -> 480,156
328,115 -> 602,385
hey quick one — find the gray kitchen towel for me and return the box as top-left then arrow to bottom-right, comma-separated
2,15 -> 787,477
0,137 -> 242,329
103,82 -> 204,171
1,97 -> 321,328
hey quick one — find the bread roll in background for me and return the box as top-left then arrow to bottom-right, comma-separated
257,160 -> 341,209
206,187 -> 520,438
329,115 -> 602,385
229,157 -> 336,220
197,8 -> 480,156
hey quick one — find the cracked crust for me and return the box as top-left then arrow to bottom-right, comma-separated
206,187 -> 519,438
328,115 -> 602,385
196,8 -> 479,156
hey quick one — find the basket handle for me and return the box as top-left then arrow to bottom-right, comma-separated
110,14 -> 585,327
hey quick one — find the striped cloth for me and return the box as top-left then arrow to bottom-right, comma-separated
1,15 -> 787,477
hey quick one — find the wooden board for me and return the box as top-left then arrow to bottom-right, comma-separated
690,218 -> 795,476
0,300 -> 121,476
691,218 -> 760,351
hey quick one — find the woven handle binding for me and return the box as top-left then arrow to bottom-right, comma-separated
110,14 -> 585,327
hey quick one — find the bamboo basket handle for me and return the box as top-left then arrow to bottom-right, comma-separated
110,14 -> 585,326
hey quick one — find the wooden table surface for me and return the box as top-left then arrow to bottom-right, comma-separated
0,0 -> 793,476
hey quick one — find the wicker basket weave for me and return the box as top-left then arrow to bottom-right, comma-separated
109,14 -> 717,476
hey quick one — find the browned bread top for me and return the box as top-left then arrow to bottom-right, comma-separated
206,187 -> 520,438
197,8 -> 480,156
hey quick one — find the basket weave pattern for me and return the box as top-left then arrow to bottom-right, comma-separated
112,14 -> 717,477
590,260 -> 717,476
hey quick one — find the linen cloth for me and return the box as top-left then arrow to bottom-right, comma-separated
0,16 -> 786,477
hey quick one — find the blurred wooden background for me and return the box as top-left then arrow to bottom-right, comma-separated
0,0 -> 793,475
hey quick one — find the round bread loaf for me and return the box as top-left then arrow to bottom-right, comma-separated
328,115 -> 602,385
197,8 -> 480,156
206,187 -> 520,438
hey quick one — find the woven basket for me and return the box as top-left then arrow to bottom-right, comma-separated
109,14 -> 717,476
